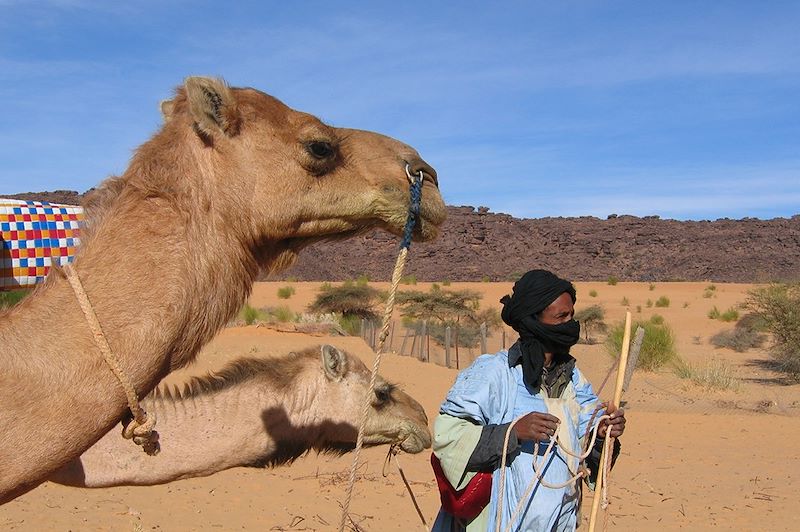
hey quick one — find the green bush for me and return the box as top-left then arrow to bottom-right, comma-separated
607,276 -> 618,286
636,305 -> 642,313
240,304 -> 262,325
650,314 -> 665,325
355,274 -> 370,286
401,275 -> 417,285
589,289 -> 598,298
265,305 -> 296,323
646,299 -> 653,308
654,296 -> 670,308
277,286 -> 296,299
648,283 -> 656,291
606,319 -> 677,371
708,306 -> 739,322
442,279 -> 451,286
719,308 -> 739,322
621,297 -> 630,306
747,283 -> 800,379
0,289 -> 29,309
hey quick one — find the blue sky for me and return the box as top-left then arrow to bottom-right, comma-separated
1,1 -> 798,220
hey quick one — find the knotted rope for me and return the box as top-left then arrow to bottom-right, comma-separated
64,264 -> 160,455
494,411 -> 610,532
338,166 -> 424,531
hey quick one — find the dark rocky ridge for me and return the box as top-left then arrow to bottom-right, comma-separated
6,191 -> 799,282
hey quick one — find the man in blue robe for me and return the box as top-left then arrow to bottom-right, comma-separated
432,270 -> 626,531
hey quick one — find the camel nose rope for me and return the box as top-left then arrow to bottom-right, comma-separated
338,166 -> 424,531
63,264 -> 160,456
382,444 -> 429,531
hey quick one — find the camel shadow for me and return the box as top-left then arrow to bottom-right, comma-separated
254,407 -> 359,469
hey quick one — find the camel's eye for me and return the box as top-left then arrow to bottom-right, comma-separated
306,141 -> 335,160
374,385 -> 395,406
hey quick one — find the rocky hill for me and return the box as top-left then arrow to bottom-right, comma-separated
6,191 -> 799,282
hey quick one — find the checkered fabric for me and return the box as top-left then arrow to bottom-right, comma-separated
0,198 -> 84,290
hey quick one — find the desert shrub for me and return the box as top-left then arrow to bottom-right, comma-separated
355,274 -> 370,286
0,289 -> 29,309
285,276 -> 299,282
606,319 -> 677,371
481,275 -> 491,283
277,286 -> 296,299
338,314 -> 363,335
736,312 -> 769,333
719,308 -> 739,322
673,358 -> 740,391
703,284 -> 717,299
308,281 -> 381,320
620,297 -> 630,306
710,327 -> 765,352
589,289 -> 598,298
265,305 -> 296,323
607,276 -> 618,286
654,296 -> 670,308
708,305 -> 739,322
240,304 -> 262,325
575,305 -> 607,344
683,302 -> 689,308
442,279 -> 451,286
648,283 -> 656,291
650,314 -> 664,325
645,299 -> 653,308
746,283 -> 800,379
636,305 -> 642,313
401,275 -> 417,285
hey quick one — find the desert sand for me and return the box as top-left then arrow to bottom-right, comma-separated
2,281 -> 799,531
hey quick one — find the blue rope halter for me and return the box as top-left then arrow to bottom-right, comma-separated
400,165 -> 424,250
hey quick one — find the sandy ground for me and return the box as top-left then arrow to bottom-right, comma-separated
2,281 -> 799,531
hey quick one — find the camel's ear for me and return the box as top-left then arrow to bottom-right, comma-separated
321,344 -> 348,381
159,98 -> 175,122
183,76 -> 241,137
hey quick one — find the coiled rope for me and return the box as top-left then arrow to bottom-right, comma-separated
338,165 -> 424,531
64,263 -> 159,455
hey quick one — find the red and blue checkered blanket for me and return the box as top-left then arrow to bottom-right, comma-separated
1,198 -> 84,290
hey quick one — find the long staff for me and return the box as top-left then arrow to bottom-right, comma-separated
588,310 -> 631,532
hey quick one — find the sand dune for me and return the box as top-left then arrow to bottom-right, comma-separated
2,281 -> 798,531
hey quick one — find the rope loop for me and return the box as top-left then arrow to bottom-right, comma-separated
339,169 -> 423,531
64,263 -> 159,456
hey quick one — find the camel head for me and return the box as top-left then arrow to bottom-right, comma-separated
150,76 -> 447,270
314,344 -> 431,454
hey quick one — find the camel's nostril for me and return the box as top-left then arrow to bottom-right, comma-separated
405,158 -> 439,188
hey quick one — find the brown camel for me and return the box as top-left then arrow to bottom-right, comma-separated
49,345 -> 430,487
0,76 -> 446,503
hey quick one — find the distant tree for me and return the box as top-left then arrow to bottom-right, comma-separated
396,287 -> 500,348
574,305 -> 607,344
308,281 -> 381,321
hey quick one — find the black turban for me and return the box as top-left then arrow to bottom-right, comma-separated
500,269 -> 580,392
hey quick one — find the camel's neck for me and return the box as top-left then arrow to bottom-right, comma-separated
48,375 -> 334,487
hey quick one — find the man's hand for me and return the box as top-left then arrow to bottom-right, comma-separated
597,402 -> 626,438
513,412 -> 561,442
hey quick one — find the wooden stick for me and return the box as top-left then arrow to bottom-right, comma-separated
588,311 -> 632,532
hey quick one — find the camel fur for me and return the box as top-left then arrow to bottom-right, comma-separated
49,345 -> 430,487
0,76 -> 446,503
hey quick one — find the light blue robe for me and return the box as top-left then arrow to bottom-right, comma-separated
432,350 -> 602,532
